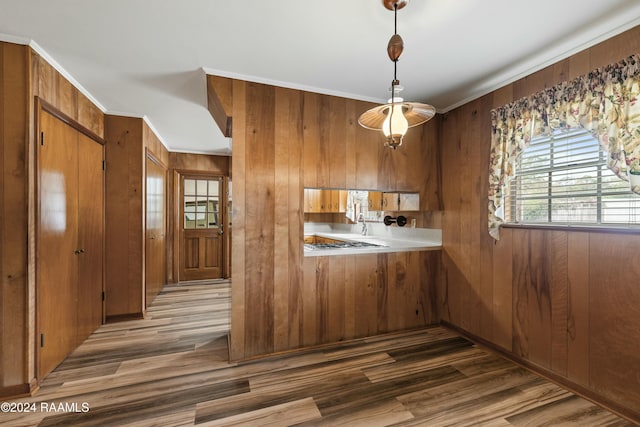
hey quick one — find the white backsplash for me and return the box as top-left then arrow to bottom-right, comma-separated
304,222 -> 442,243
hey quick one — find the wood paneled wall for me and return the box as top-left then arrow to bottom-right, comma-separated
208,76 -> 442,360
301,252 -> 439,349
0,42 -> 106,397
167,152 -> 230,283
439,26 -> 640,422
104,116 -> 168,320
0,42 -> 30,396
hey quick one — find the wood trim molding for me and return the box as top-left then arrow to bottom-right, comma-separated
105,313 -> 144,323
441,321 -> 640,425
145,148 -> 168,170
501,223 -> 640,235
37,97 -> 105,145
0,379 -> 37,399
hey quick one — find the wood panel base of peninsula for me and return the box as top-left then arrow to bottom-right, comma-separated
301,251 -> 440,347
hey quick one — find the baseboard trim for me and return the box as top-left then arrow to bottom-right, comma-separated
441,321 -> 640,425
0,379 -> 38,399
105,312 -> 145,323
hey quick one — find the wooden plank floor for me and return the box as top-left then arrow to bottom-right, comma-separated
3,280 -> 633,426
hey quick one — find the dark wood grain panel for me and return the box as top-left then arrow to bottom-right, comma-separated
344,99 -> 358,189
549,230 -> 568,376
1,42 -> 29,389
492,227 -> 513,351
229,79 -> 247,359
36,55 -> 56,105
273,87 -> 293,352
519,229 -> 553,369
355,100 -> 381,190
56,71 -> 77,120
376,253 -> 390,333
302,92 -> 331,188
104,115 -> 144,318
328,96 -> 347,188
327,256 -> 346,343
512,63 -> 556,102
461,101 -> 483,336
77,91 -> 104,139
168,152 -> 229,174
589,233 -> 640,413
589,26 -> 640,71
0,43 -> 5,388
143,123 -> 168,165
422,250 -> 440,325
244,82 -> 276,357
302,257 -> 319,347
567,232 -> 590,386
354,255 -> 378,338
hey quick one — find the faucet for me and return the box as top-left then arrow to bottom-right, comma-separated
357,212 -> 368,236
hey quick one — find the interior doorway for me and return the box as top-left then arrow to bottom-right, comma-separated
179,175 -> 226,280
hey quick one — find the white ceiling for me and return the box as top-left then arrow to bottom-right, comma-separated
1,1 -> 640,155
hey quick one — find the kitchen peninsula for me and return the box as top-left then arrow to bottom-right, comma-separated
301,222 -> 442,346
304,222 -> 442,256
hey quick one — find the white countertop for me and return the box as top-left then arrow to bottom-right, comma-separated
304,223 -> 442,257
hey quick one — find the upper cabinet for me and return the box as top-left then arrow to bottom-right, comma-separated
304,188 -> 420,213
304,189 -> 348,213
399,193 -> 420,211
367,191 -> 383,211
382,192 -> 421,211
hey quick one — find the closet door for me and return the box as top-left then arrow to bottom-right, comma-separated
37,110 -> 79,379
145,154 -> 166,307
76,133 -> 104,344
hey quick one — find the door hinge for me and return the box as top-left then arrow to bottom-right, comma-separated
102,160 -> 106,171
40,333 -> 44,348
102,291 -> 105,301
40,132 -> 45,146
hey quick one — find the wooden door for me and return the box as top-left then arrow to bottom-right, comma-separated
180,176 -> 223,280
145,155 -> 166,306
37,110 -> 79,378
76,133 -> 104,345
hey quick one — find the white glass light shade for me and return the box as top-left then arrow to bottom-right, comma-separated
382,102 -> 409,138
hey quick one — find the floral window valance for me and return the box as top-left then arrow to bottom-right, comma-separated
488,53 -> 640,239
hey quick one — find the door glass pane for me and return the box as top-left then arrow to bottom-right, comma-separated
209,180 -> 219,197
184,213 -> 195,229
183,177 -> 222,229
207,213 -> 218,227
197,180 -> 208,196
184,179 -> 196,195
184,196 -> 197,212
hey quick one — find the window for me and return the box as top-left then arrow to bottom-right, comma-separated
183,178 -> 221,229
506,128 -> 640,226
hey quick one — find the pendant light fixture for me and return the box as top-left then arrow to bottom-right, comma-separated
358,0 -> 435,149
